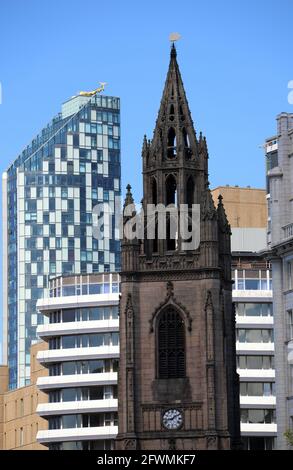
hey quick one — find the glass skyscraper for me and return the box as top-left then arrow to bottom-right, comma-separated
2,93 -> 121,389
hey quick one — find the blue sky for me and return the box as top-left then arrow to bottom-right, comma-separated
0,0 -> 292,360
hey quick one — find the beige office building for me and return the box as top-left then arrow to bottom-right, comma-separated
211,186 -> 267,228
212,186 -> 267,252
0,342 -> 48,450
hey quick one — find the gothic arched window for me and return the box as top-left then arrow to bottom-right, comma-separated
179,105 -> 185,121
182,128 -> 190,148
186,176 -> 195,209
157,308 -> 185,379
151,178 -> 158,253
167,127 -> 177,159
165,175 -> 177,251
152,177 -> 157,205
166,174 -> 177,206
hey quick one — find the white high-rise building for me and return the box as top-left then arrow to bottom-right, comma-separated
232,254 -> 276,450
212,186 -> 276,450
35,273 -> 119,450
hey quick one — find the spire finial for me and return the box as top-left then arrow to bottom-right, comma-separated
171,42 -> 177,58
217,194 -> 231,233
169,32 -> 181,59
124,184 -> 134,208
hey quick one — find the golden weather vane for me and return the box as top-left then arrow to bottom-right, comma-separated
169,32 -> 181,43
79,82 -> 107,97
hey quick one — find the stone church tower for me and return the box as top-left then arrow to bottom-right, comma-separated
116,44 -> 241,450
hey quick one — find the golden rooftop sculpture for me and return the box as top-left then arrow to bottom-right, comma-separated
79,82 -> 107,97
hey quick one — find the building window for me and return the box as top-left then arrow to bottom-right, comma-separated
19,428 -> 24,446
182,128 -> 190,148
235,303 -> 273,317
237,355 -> 274,370
242,436 -> 275,450
165,175 -> 177,251
287,261 -> 293,290
240,409 -> 276,424
233,269 -> 271,290
240,382 -> 275,396
237,329 -> 274,343
288,310 -> 293,341
186,176 -> 195,209
49,390 -> 61,403
167,127 -> 177,159
157,308 -> 185,379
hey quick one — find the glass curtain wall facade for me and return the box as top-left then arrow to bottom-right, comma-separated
2,94 -> 121,389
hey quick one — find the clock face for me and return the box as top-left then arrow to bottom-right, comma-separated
162,409 -> 183,430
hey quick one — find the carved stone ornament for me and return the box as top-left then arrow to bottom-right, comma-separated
124,439 -> 137,450
124,293 -> 134,318
149,281 -> 192,333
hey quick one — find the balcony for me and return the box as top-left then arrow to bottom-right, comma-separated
48,273 -> 120,299
233,290 -> 272,301
37,372 -> 118,390
37,319 -> 119,338
37,345 -> 119,364
37,293 -> 119,312
237,369 -> 275,381
236,342 -> 274,354
240,396 -> 276,407
283,223 -> 293,241
236,316 -> 274,328
240,423 -> 277,436
37,398 -> 118,416
37,425 -> 118,444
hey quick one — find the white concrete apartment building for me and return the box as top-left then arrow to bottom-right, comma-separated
212,186 -> 277,450
232,253 -> 276,450
35,273 -> 119,450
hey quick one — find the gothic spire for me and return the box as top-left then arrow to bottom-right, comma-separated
124,184 -> 134,208
217,195 -> 231,233
156,43 -> 193,124
149,44 -> 198,161
201,181 -> 217,220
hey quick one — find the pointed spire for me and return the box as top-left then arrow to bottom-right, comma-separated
198,132 -> 207,153
201,181 -> 217,220
124,184 -> 134,209
156,44 -> 192,123
217,194 -> 231,233
170,42 -> 177,59
149,43 -> 197,163
142,134 -> 148,154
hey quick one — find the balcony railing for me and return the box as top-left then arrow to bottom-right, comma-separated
49,273 -> 120,298
283,223 -> 293,241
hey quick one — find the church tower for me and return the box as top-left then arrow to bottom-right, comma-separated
116,44 -> 241,450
